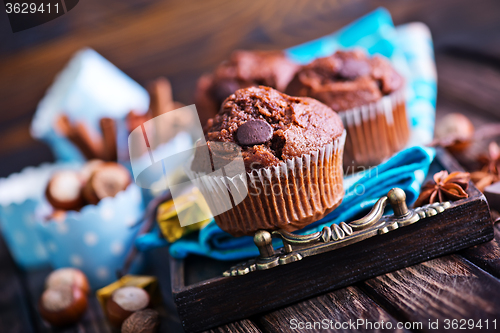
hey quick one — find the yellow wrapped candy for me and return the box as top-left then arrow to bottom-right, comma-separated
96,275 -> 160,311
157,186 -> 211,243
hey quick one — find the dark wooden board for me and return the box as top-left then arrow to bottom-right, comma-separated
256,286 -> 410,333
170,150 -> 494,333
203,319 -> 262,333
461,223 -> 500,279
360,254 -> 500,332
0,235 -> 36,333
437,54 -> 500,122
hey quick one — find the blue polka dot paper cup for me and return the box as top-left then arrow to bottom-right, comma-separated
0,163 -> 77,270
37,183 -> 144,289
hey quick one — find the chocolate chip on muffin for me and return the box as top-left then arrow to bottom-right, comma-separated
236,119 -> 273,146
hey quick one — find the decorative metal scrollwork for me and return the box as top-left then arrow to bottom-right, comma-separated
223,188 -> 451,277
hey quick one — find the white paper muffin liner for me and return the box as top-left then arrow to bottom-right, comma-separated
191,131 -> 346,236
0,163 -> 79,269
37,183 -> 144,289
340,88 -> 409,168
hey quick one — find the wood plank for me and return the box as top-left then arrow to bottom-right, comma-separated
0,120 -> 38,155
0,235 -> 36,333
4,0 -> 500,125
361,255 -> 500,331
460,223 -> 500,279
0,0 -> 365,123
257,286 -> 409,333
0,0 -> 163,57
204,320 -> 262,333
436,55 -> 500,121
0,139 -> 54,179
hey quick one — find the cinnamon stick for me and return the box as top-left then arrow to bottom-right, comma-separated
55,114 -> 104,159
148,77 -> 174,118
100,117 -> 118,161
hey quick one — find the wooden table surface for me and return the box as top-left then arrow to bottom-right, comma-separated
1,0 -> 500,332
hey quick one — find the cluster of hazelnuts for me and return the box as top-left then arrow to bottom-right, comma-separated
38,268 -> 90,327
106,285 -> 158,331
45,160 -> 131,214
39,268 -> 159,332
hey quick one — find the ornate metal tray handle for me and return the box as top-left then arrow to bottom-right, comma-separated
224,188 -> 451,277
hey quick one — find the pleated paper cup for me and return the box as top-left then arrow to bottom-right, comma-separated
340,88 -> 409,169
37,184 -> 144,289
0,163 -> 79,269
192,131 -> 346,237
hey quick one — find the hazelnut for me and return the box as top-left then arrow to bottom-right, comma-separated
106,286 -> 150,327
435,113 -> 475,153
83,163 -> 131,205
39,286 -> 88,326
46,268 -> 90,295
45,170 -> 84,211
121,309 -> 160,333
80,159 -> 104,183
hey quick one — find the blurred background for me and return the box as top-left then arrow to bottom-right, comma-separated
0,0 -> 499,177
0,1 -> 500,331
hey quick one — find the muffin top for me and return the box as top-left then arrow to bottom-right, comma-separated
192,86 -> 344,173
195,50 -> 298,126
285,50 -> 404,111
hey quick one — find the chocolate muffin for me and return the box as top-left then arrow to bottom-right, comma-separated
195,50 -> 298,127
191,86 -> 346,236
286,50 -> 409,168
286,49 -> 403,111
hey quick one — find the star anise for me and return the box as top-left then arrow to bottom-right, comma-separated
471,141 -> 500,192
414,170 -> 470,207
